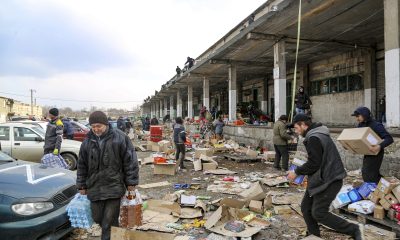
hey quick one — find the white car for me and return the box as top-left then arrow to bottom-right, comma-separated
0,123 -> 81,170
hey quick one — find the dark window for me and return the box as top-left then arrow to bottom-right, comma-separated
0,127 -> 10,140
310,74 -> 363,96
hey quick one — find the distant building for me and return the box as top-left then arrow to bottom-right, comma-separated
0,96 -> 43,122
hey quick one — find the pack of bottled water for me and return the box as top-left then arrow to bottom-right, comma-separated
66,193 -> 94,229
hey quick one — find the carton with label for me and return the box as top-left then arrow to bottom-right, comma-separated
377,177 -> 400,194
337,127 -> 383,155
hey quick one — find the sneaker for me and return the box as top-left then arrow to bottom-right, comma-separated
354,223 -> 364,240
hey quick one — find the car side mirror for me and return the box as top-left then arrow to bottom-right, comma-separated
35,137 -> 44,142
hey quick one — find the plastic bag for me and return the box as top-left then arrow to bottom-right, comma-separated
119,189 -> 143,228
41,153 -> 69,169
66,193 -> 94,229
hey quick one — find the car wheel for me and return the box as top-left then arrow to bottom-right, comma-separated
61,153 -> 77,170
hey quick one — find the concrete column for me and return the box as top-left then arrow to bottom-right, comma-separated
203,77 -> 210,110
169,95 -> 175,119
364,49 -> 376,116
384,0 -> 400,127
261,78 -> 268,113
187,85 -> 193,118
164,98 -> 168,117
159,100 -> 163,118
217,93 -> 222,111
155,101 -> 159,118
177,90 -> 183,117
228,65 -> 237,121
273,40 -> 287,120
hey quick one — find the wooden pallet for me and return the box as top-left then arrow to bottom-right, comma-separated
333,207 -> 400,236
223,154 -> 261,163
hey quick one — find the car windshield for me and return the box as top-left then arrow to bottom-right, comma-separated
0,151 -> 15,164
32,126 -> 45,137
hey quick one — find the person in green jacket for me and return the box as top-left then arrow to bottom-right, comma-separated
273,115 -> 293,171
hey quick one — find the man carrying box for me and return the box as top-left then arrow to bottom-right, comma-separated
351,107 -> 393,183
287,114 -> 362,239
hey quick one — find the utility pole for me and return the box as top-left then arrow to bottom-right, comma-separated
30,89 -> 36,115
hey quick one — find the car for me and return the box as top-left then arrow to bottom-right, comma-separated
0,150 -> 76,240
0,123 -> 81,170
14,120 -> 89,142
69,121 -> 89,142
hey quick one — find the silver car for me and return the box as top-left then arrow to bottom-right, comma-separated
0,123 -> 81,170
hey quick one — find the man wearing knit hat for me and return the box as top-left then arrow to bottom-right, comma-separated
77,111 -> 139,240
44,108 -> 64,156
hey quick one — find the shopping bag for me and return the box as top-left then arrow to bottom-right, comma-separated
66,193 -> 94,229
41,153 -> 69,169
119,189 -> 143,228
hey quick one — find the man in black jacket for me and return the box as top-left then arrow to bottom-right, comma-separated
77,111 -> 139,240
352,106 -> 393,183
287,114 -> 362,239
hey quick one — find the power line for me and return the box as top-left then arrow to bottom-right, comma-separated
0,91 -> 143,104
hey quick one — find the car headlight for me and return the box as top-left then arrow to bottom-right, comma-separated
12,202 -> 54,216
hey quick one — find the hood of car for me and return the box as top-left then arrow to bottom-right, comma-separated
62,139 -> 82,148
0,160 -> 76,200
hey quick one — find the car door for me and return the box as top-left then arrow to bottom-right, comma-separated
0,126 -> 12,155
12,127 -> 44,162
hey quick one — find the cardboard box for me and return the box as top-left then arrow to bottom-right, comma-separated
385,193 -> 399,205
152,144 -> 161,152
387,208 -> 396,220
377,177 -> 400,194
202,162 -> 218,171
153,163 -> 177,175
392,185 -> 400,201
364,224 -> 396,240
239,182 -> 266,202
246,148 -> 259,158
220,198 -> 247,209
147,140 -> 157,151
249,200 -> 264,214
368,191 -> 381,204
337,127 -> 383,155
194,148 -> 214,159
373,205 -> 385,220
274,205 -> 293,215
348,200 -> 375,214
379,198 -> 391,210
193,158 -> 202,171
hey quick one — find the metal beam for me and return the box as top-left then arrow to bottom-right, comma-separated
246,32 -> 279,41
209,59 -> 268,67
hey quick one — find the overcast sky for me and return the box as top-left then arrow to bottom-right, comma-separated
0,0 -> 266,110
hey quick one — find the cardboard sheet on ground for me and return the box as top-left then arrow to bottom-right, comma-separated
280,214 -> 307,228
180,195 -> 197,206
137,223 -> 175,233
111,227 -> 176,240
207,182 -> 247,195
247,217 -> 271,228
146,199 -> 181,216
204,206 -> 261,238
219,198 -> 246,209
195,200 -> 207,212
138,181 -> 170,189
262,177 -> 289,187
143,210 -> 179,224
142,157 -> 154,165
204,169 -> 237,175
180,208 -> 203,219
272,193 -> 303,205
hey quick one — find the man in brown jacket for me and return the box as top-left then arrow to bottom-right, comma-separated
273,115 -> 293,171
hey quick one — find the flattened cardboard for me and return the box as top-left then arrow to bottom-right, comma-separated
204,169 -> 237,175
272,193 -> 303,205
142,210 -> 179,224
204,206 -> 262,238
180,208 -> 203,219
203,162 -> 218,171
146,200 -> 181,216
274,205 -> 293,215
364,224 -> 396,240
262,177 -> 289,187
138,181 -> 170,189
111,227 -> 176,240
337,127 -> 383,155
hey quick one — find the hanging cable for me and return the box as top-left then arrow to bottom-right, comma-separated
289,0 -> 302,122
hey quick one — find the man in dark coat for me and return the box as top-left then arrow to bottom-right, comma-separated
117,116 -> 126,133
287,114 -> 362,239
77,111 -> 139,240
44,108 -> 64,155
352,106 -> 393,183
294,86 -> 312,115
173,117 -> 186,169
150,116 -> 159,125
